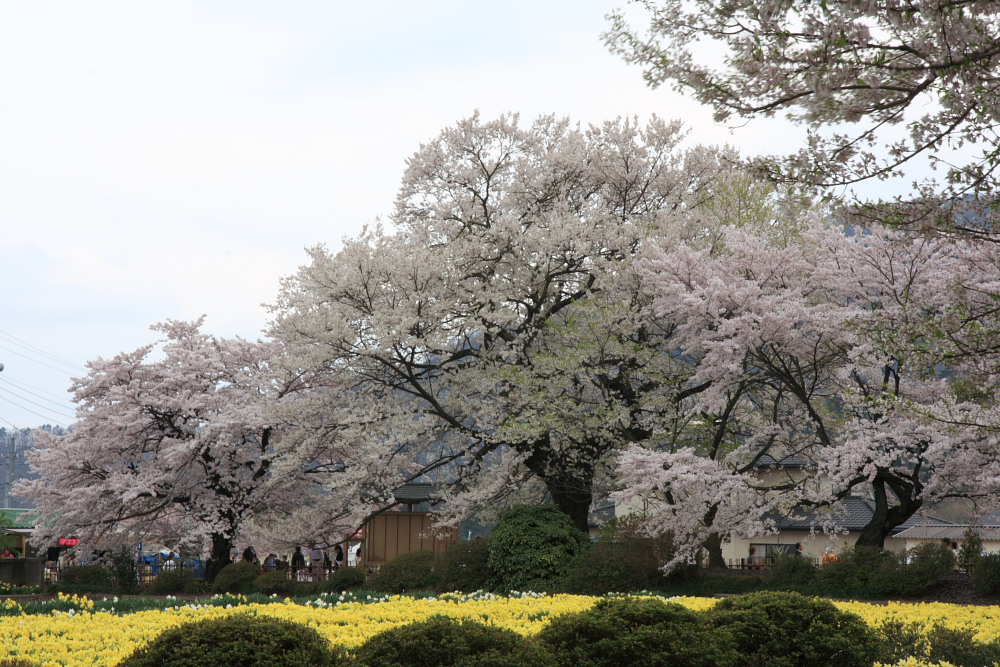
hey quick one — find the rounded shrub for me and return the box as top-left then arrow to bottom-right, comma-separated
814,546 -> 900,598
322,566 -> 366,593
487,505 -> 588,592
252,569 -> 295,596
366,550 -> 437,594
57,564 -> 113,587
902,542 -> 955,591
210,561 -> 261,594
876,620 -> 1000,667
434,539 -> 493,593
561,542 -> 672,595
974,552 -> 1000,595
707,590 -> 879,667
765,553 -> 817,590
352,615 -> 554,667
536,597 -> 738,667
116,613 -> 337,667
148,568 -> 201,595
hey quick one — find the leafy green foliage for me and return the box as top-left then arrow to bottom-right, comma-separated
251,569 -> 296,596
904,542 -> 955,587
973,552 -> 1000,594
50,564 -> 117,594
321,566 -> 367,593
210,561 -> 261,594
536,597 -> 738,667
876,620 -> 1000,667
147,568 -> 201,595
957,528 -> 984,573
352,615 -> 554,667
116,613 -> 337,667
707,591 -> 879,667
765,554 -> 817,589
812,545 -> 950,598
560,516 -> 675,595
105,548 -> 139,594
434,540 -> 492,593
366,551 -> 437,594
487,505 -> 588,592
0,659 -> 41,667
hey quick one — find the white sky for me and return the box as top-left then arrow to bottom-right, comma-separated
0,1 -> 801,428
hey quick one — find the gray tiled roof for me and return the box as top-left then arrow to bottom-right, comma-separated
894,524 -> 1000,541
393,483 -> 436,503
757,453 -> 814,469
773,497 -> 952,534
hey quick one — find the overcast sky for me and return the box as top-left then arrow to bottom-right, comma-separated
0,1 -> 803,428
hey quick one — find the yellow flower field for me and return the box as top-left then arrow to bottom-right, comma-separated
0,593 -> 994,667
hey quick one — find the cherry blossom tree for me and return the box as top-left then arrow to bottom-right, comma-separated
606,1 -> 1000,233
268,112 -> 749,533
17,319 -> 291,580
624,219 -> 1000,557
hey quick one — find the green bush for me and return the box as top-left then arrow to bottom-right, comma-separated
973,552 -> 1000,595
814,546 -> 895,598
560,516 -> 675,595
148,568 -> 201,595
765,553 -> 817,589
904,542 -> 955,588
52,564 -> 116,593
210,561 -> 262,594
434,540 -> 493,593
812,545 -> 948,598
487,505 -> 588,592
536,597 -> 738,667
321,566 -> 366,593
707,590 -> 879,667
561,543 -> 665,595
957,528 -> 983,573
876,620 -> 1000,667
366,551 -> 437,594
57,563 -> 112,585
923,623 -> 1000,667
116,613 -> 337,667
352,615 -> 554,667
105,547 -> 139,595
251,569 -> 295,596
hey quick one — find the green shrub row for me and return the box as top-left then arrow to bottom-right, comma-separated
110,591 -> 905,667
46,504 -> 1000,601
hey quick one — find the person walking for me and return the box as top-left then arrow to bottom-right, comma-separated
309,543 -> 325,582
291,545 -> 306,581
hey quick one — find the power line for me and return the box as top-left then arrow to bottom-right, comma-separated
0,343 -> 83,375
0,389 -> 72,428
0,329 -> 87,373
0,375 -> 75,412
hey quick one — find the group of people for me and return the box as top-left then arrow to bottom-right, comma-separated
746,542 -> 838,569
239,543 -> 349,581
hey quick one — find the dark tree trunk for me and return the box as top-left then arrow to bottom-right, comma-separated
520,435 -> 597,534
204,532 -> 233,583
853,476 -> 922,548
702,532 -> 728,568
547,479 -> 594,534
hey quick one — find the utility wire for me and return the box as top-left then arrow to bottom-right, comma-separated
0,343 -> 82,375
0,375 -> 76,412
0,389 -> 72,428
0,329 -> 86,373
